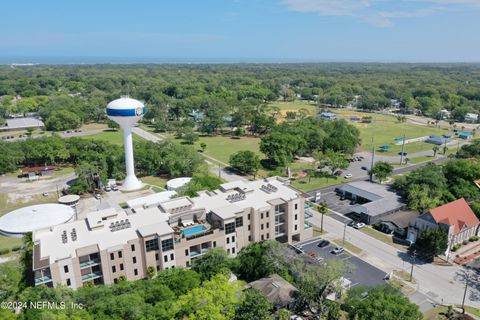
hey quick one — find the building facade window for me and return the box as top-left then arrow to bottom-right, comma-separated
112,266 -> 116,273
161,238 -> 174,252
226,237 -> 230,244
213,241 -> 217,247
110,253 -> 114,260
232,247 -> 235,254
267,233 -> 270,239
248,235 -> 252,241
185,249 -> 189,256
225,222 -> 235,234
248,225 -> 251,231
261,224 -> 264,230
64,265 -> 69,273
232,236 -> 235,243
131,244 -> 135,251
235,217 -> 243,228
155,253 -> 159,261
66,278 -> 71,286
266,222 -> 269,228
164,255 -> 168,262
170,253 -> 174,260
295,214 -> 298,220
134,269 -> 138,276
295,225 -> 298,231
145,239 -> 159,252
120,263 -> 124,271
133,257 -> 137,264
295,203 -> 298,210
266,212 -> 269,218
261,235 -> 264,241
118,251 -> 122,258
261,212 -> 264,219
248,214 -> 250,220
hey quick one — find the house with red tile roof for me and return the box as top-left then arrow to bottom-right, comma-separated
407,198 -> 480,254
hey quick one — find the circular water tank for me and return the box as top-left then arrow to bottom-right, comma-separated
166,177 -> 192,191
0,204 -> 75,238
58,194 -> 80,206
106,97 -> 146,127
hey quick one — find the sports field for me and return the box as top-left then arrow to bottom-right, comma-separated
334,109 -> 450,155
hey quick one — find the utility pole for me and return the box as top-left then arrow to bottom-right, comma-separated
462,269 -> 470,314
218,164 -> 221,178
342,222 -> 347,247
399,133 -> 406,165
409,250 -> 416,282
370,137 -> 375,182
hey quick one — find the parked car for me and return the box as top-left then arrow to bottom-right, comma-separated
334,170 -> 343,176
104,186 -> 111,192
307,251 -> 317,258
353,222 -> 366,229
317,240 -> 330,248
347,220 -> 356,227
361,166 -> 368,170
94,193 -> 101,200
331,246 -> 344,255
344,173 -> 352,179
112,185 -> 118,191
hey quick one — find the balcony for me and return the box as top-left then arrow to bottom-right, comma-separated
81,272 -> 102,282
34,275 -> 52,285
304,222 -> 312,230
79,259 -> 100,269
186,229 -> 214,241
275,210 -> 286,216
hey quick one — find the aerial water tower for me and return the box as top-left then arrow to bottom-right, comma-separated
106,97 -> 146,191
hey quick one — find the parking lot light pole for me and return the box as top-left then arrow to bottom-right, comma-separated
342,222 -> 347,247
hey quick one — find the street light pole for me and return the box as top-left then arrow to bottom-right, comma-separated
462,269 -> 470,314
321,211 -> 324,234
342,222 -> 347,247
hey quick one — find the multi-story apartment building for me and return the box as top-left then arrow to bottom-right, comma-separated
33,177 -> 312,289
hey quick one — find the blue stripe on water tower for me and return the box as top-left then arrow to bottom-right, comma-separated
106,106 -> 146,117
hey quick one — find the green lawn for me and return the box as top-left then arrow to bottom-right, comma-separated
333,110 -> 449,154
0,236 -> 22,252
141,176 -> 168,190
360,227 -> 408,251
195,135 -> 262,164
291,176 -> 351,192
268,100 -> 317,115
84,130 -> 144,145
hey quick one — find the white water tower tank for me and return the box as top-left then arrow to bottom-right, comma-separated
106,97 -> 146,191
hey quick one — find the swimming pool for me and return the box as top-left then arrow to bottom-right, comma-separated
181,225 -> 206,236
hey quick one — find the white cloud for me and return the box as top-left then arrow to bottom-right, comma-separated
282,0 -> 480,27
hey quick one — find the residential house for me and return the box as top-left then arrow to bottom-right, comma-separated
246,274 -> 298,309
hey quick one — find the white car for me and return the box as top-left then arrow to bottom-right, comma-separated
354,222 -> 366,229
331,246 -> 344,255
344,173 -> 353,179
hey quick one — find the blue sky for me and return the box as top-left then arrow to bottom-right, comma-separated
1,0 -> 480,62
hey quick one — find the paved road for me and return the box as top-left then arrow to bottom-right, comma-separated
307,208 -> 480,308
306,156 -> 450,198
132,127 -> 248,182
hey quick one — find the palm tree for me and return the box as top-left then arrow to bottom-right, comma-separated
404,157 -> 410,165
316,201 -> 328,233
432,146 -> 439,157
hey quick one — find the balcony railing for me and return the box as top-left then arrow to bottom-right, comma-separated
186,229 -> 214,241
304,223 -> 312,230
35,275 -> 52,285
79,259 -> 100,269
275,210 -> 286,216
81,272 -> 102,282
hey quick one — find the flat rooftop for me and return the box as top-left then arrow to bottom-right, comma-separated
337,181 -> 404,217
34,177 -> 301,265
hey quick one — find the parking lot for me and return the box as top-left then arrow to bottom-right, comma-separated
321,191 -> 359,217
296,238 -> 385,287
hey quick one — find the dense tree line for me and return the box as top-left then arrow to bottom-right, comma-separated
260,118 -> 361,167
393,159 -> 480,213
1,64 -> 480,130
0,136 -> 205,193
